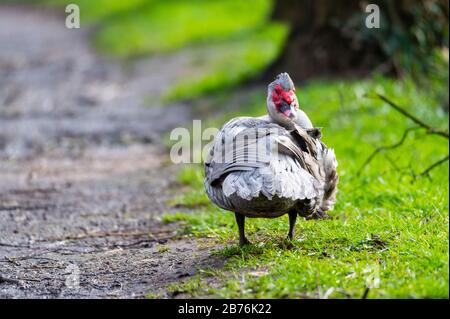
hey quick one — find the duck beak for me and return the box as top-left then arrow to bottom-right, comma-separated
279,100 -> 294,118
288,111 -> 295,119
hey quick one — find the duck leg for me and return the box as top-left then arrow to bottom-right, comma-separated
234,213 -> 250,246
287,211 -> 297,240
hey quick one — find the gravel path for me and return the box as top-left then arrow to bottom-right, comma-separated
0,5 -> 220,298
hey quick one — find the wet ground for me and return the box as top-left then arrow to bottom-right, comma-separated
0,5 -> 221,298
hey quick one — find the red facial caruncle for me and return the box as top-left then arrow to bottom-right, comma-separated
271,84 -> 297,116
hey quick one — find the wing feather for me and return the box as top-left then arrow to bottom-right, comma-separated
206,117 -> 321,201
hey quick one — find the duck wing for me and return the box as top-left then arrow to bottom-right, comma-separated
205,117 -> 321,201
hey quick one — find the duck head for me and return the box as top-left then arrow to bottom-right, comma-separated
266,72 -> 300,129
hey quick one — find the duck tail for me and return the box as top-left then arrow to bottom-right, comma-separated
319,147 -> 339,212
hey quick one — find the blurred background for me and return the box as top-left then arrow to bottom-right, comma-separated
4,0 -> 449,100
0,0 -> 448,298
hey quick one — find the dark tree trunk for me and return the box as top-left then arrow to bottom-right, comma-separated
266,0 -> 387,82
266,0 -> 448,83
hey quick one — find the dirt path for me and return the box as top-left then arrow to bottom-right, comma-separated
0,5 -> 219,298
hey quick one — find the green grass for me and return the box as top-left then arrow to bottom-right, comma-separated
164,76 -> 449,298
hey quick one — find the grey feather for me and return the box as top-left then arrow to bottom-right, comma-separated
204,79 -> 338,220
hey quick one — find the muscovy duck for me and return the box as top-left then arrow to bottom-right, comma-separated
204,73 -> 338,245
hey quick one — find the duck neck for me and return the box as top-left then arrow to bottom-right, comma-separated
266,96 -> 296,130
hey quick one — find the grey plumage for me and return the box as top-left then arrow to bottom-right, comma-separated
204,73 -> 338,245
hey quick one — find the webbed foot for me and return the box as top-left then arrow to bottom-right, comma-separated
305,210 -> 331,220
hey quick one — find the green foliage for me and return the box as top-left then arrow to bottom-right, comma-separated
360,1 -> 449,107
164,77 -> 449,298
